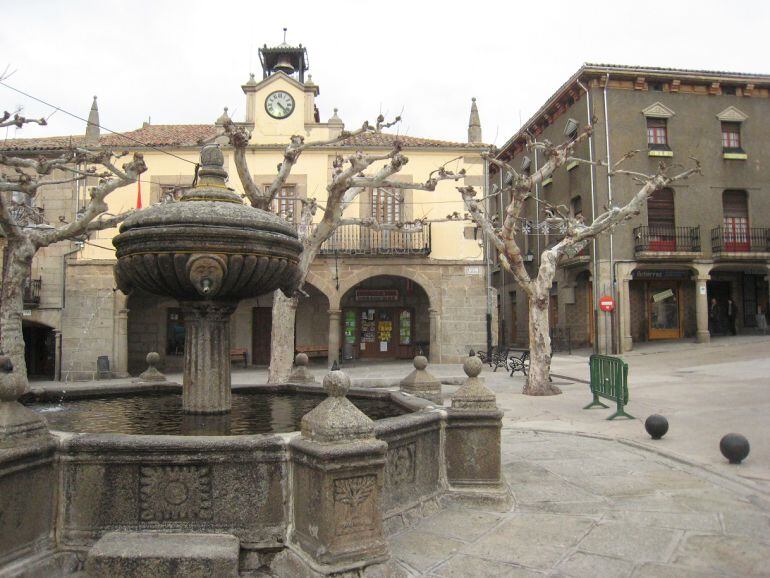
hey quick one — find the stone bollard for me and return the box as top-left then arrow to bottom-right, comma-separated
400,355 -> 441,404
287,352 -> 316,384
136,352 -> 168,383
280,368 -> 396,576
444,355 -> 513,510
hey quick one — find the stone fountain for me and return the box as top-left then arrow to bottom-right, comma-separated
113,144 -> 302,413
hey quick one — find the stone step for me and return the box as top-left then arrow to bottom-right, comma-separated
85,532 -> 239,578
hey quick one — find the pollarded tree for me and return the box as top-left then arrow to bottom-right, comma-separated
459,124 -> 699,395
224,117 -> 466,382
0,109 -> 147,384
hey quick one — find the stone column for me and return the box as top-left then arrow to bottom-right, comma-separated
53,330 -> 62,382
428,308 -> 439,363
445,355 -> 512,510
281,368 -> 393,576
112,291 -> 129,378
180,301 -> 237,414
619,275 -> 633,353
327,309 -> 341,367
696,275 -> 711,343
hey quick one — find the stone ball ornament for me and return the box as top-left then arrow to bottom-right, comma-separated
145,351 -> 160,366
294,352 -> 309,367
720,433 -> 750,464
463,355 -> 483,378
112,143 -> 302,302
323,369 -> 351,398
413,355 -> 428,371
644,414 -> 669,440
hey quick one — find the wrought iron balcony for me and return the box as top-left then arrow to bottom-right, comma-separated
711,226 -> 770,255
23,278 -> 41,307
319,223 -> 431,256
633,226 -> 701,254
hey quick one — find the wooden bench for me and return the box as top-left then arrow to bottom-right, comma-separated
296,345 -> 328,359
584,354 -> 634,420
230,348 -> 248,366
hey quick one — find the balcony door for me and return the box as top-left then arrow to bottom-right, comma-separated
369,188 -> 402,251
647,188 -> 675,251
723,190 -> 749,251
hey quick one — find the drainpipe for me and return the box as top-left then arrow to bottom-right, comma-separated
577,78 -> 600,354
484,157 -> 493,354
602,73 -> 618,353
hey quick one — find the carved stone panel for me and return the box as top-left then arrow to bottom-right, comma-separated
332,474 -> 377,536
387,442 -> 416,486
139,465 -> 212,522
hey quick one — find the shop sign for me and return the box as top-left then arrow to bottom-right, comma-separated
599,296 -> 615,312
652,289 -> 675,303
465,266 -> 481,276
355,289 -> 399,302
632,270 -> 690,280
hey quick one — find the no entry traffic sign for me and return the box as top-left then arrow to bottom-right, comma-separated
599,296 -> 615,312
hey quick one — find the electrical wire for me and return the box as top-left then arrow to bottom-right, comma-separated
0,81 -> 198,166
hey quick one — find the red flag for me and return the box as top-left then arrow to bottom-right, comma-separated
136,179 -> 142,209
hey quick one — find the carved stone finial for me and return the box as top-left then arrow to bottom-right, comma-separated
400,355 -> 441,404
300,368 -> 374,443
452,354 -> 496,410
137,351 -> 168,383
288,352 -> 316,384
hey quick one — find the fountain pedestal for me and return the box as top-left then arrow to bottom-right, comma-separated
181,301 -> 237,414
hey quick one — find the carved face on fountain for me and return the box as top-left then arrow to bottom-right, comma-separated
187,255 -> 227,298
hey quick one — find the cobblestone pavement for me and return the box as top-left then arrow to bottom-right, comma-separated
390,430 -> 770,577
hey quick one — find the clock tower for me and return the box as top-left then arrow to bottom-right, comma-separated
241,34 -> 323,142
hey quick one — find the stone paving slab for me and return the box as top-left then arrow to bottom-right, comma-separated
389,431 -> 770,577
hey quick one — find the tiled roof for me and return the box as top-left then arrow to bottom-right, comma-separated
1,124 -> 485,152
584,63 -> 770,81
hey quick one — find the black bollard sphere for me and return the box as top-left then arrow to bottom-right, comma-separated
720,433 -> 750,464
645,414 -> 669,440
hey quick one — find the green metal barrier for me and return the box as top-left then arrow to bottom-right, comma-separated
584,354 -> 634,420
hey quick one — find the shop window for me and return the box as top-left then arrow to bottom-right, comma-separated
166,308 -> 185,356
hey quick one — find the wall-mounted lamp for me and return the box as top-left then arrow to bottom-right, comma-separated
564,118 -> 580,138
521,156 -> 531,171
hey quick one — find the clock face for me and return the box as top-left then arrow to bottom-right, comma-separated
265,91 -> 295,119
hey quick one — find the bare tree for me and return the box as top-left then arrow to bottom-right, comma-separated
224,117 -> 465,382
0,109 -> 147,383
459,124 -> 700,395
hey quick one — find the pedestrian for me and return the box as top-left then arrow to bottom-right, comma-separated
727,298 -> 737,335
709,298 -> 719,335
757,305 -> 768,335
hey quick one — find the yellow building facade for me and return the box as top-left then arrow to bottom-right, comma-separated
4,42 -> 494,379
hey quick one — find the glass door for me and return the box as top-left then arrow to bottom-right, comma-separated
648,282 -> 682,340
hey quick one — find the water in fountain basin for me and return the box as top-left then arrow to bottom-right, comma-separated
24,390 -> 407,436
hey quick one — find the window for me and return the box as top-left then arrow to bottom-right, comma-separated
370,187 -> 401,223
721,122 -> 741,151
571,196 -> 583,220
722,190 -> 749,251
646,118 -> 668,148
647,188 -> 676,251
271,185 -> 297,222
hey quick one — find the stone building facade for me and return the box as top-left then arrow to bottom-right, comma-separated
2,42 -> 494,379
492,64 -> 770,353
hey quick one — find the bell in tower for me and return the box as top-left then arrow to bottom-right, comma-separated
259,28 -> 309,83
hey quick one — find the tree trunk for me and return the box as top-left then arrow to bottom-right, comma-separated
523,291 -> 562,396
0,239 -> 34,386
267,290 -> 298,384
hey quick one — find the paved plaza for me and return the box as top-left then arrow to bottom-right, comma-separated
31,335 -> 770,576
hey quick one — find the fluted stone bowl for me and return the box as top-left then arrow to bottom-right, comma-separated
114,201 -> 302,300
113,144 -> 302,302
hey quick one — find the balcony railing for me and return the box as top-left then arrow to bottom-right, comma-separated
319,223 -> 431,256
711,226 -> 770,254
633,226 -> 700,253
23,278 -> 41,307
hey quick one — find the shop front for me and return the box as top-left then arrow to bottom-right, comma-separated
340,277 -> 430,361
631,269 -> 693,341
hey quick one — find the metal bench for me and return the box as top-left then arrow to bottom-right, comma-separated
508,349 -> 530,377
584,354 -> 634,420
477,347 -> 511,372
